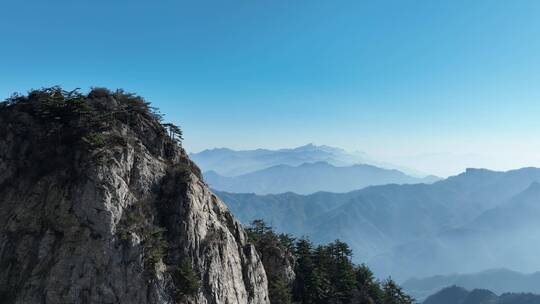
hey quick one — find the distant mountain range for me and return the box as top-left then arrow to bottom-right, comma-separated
205,161 -> 439,194
190,143 -> 426,177
191,144 -> 438,194
216,167 -> 540,282
423,286 -> 540,304
370,179 -> 540,280
403,269 -> 540,302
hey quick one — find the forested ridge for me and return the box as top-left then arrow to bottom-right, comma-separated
246,220 -> 414,304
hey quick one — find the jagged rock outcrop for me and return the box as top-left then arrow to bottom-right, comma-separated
259,245 -> 295,304
259,246 -> 295,289
0,88 -> 270,304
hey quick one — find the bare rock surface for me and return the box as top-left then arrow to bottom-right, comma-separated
0,88 -> 269,304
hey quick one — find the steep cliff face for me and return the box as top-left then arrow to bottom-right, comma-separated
0,88 -> 269,304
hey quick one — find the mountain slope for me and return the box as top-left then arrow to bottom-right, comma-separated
0,88 -> 269,304
216,190 -> 355,237
206,161 -> 438,194
217,167 -> 540,281
423,286 -> 470,304
372,180 -> 540,281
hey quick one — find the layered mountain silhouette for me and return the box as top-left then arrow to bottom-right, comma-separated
403,269 -> 540,302
423,286 -> 540,304
205,161 -> 438,194
190,144 -> 425,177
216,167 -> 540,282
370,179 -> 540,280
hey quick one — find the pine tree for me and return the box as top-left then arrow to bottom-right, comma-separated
172,259 -> 200,298
355,264 -> 383,304
293,238 -> 316,303
381,279 -> 414,304
243,220 -> 414,304
328,240 -> 357,304
268,274 -> 292,304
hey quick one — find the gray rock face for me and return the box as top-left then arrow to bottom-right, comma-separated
260,247 -> 295,288
0,90 -> 269,304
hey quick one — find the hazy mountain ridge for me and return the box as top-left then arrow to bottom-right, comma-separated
190,144 -> 427,177
205,161 -> 439,194
423,286 -> 540,304
403,269 -> 540,302
216,167 -> 540,282
372,178 -> 540,280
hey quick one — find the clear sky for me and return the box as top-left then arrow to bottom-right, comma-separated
1,0 -> 540,176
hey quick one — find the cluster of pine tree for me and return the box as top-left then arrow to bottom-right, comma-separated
246,220 -> 414,304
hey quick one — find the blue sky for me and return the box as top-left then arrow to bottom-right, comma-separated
1,0 -> 540,175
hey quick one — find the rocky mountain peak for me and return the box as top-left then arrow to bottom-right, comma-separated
0,87 -> 269,304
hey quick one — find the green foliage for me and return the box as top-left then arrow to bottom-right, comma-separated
163,122 -> 183,144
29,87 -> 92,124
114,89 -> 151,114
142,226 -> 168,272
246,220 -> 295,253
246,219 -> 272,244
316,240 -> 357,304
355,264 -> 384,303
171,259 -> 201,299
82,132 -> 106,149
381,279 -> 414,304
246,220 -> 295,304
268,274 -> 293,304
246,220 -> 415,304
88,87 -> 111,99
278,233 -> 296,252
117,200 -> 168,275
293,238 -> 315,303
2,86 -> 183,149
109,134 -> 128,147
296,240 -> 357,304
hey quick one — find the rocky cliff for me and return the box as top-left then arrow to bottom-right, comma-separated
0,88 -> 269,304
